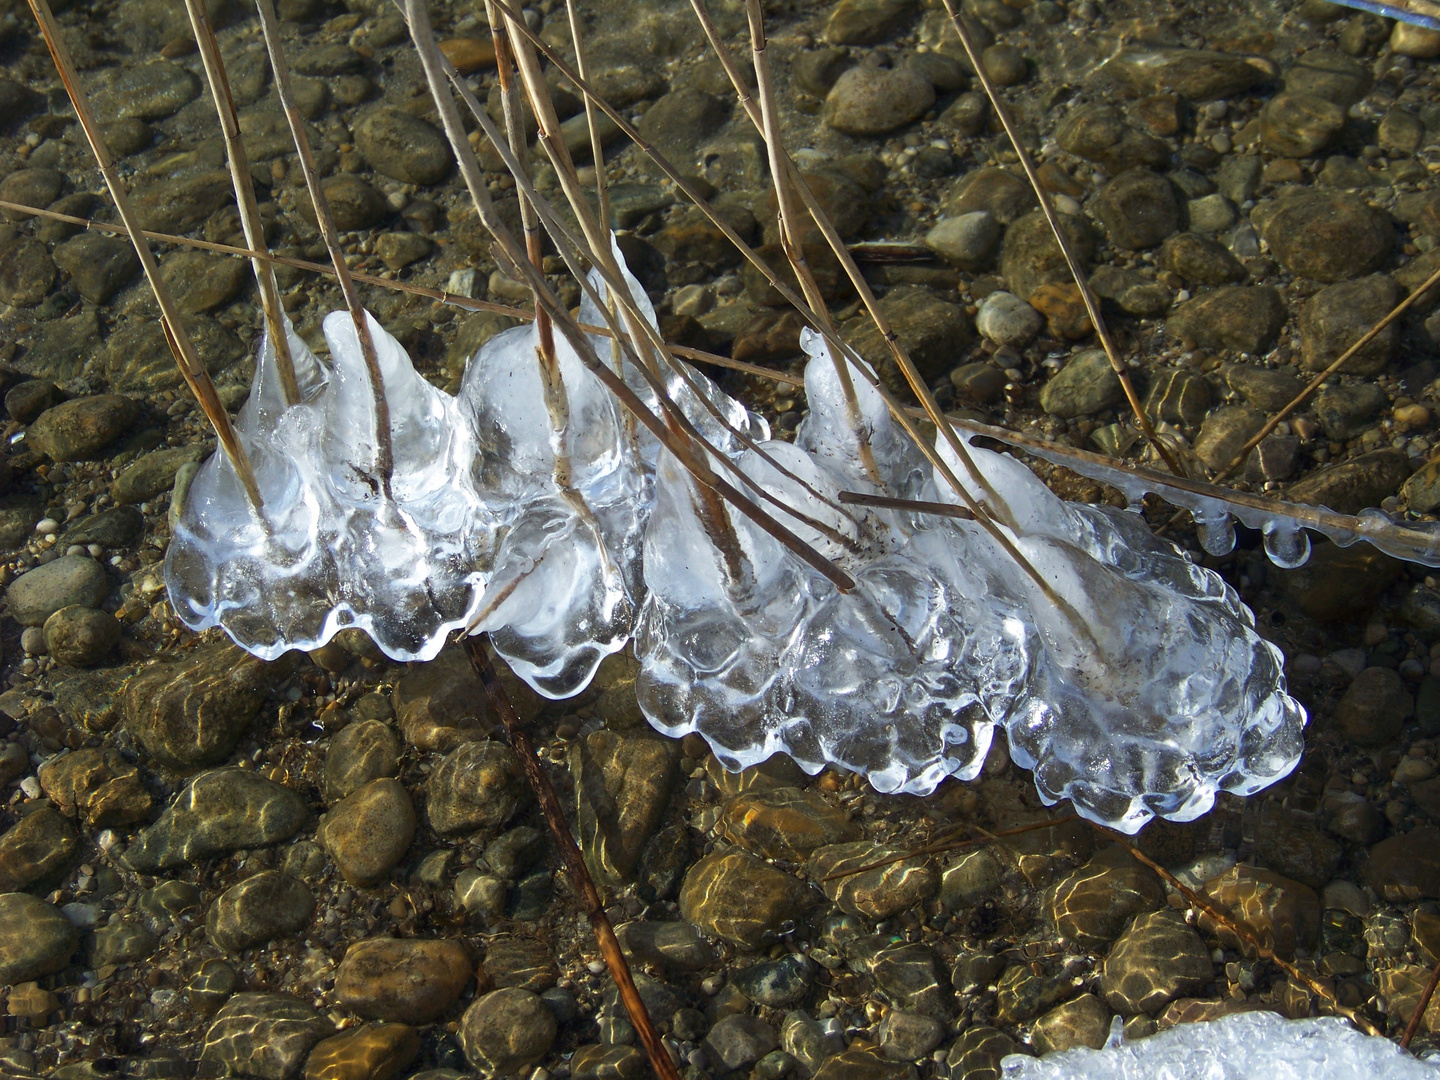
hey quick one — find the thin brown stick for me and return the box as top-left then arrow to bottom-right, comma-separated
1102,829 -> 1382,1036
255,0 -> 394,499
182,0 -> 300,405
562,0 -> 610,231
936,0 -> 1181,478
838,491 -> 975,519
818,814 -> 1078,882
465,640 -> 681,1080
1403,951 -> 1440,1048
24,0 -> 264,513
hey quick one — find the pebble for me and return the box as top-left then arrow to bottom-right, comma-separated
1253,189 -> 1393,283
1100,910 -> 1213,1014
636,88 -> 729,162
4,380 -> 61,425
1031,994 -> 1112,1053
392,645 -> 490,751
1313,383 -> 1386,441
5,554 -> 107,626
570,730 -> 678,886
824,65 -> 935,137
318,777 -> 416,887
1392,21 -> 1440,58
877,1009 -> 944,1061
0,806 -> 78,891
980,44 -> 1027,86
810,842 -> 938,919
91,918 -> 156,968
336,937 -> 473,1023
0,237 -> 56,308
1298,273 -> 1398,374
707,1014 -> 780,1071
161,248 -> 249,313
1285,48 -> 1371,107
1335,666 -> 1414,746
26,395 -> 139,463
458,989 -> 557,1078
813,1045 -> 918,1080
924,211 -> 1000,270
975,290 -> 1043,348
1199,864 -> 1319,958
111,445 -> 211,505
823,0 -> 919,44
1287,448 -> 1411,514
43,605 -> 120,667
1039,349 -> 1123,419
1159,232 -> 1244,286
945,168 -> 1036,225
1001,209 -> 1095,302
122,642 -> 286,769
719,785 -> 860,861
1168,286 -> 1286,356
376,231 -> 433,271
1260,92 -> 1346,157
0,167 -> 62,221
206,870 -> 314,953
324,718 -> 401,803
731,953 -> 814,1007
484,937 -> 558,993
354,108 -> 454,186
1055,104 -> 1168,172
38,747 -> 149,828
0,892 -> 78,984
439,36 -> 497,74
844,285 -> 972,393
1093,170 -> 1181,251
426,740 -> 525,835
299,175 -> 388,232
679,850 -> 812,947
1187,193 -> 1237,234
1107,48 -> 1276,100
1142,368 -> 1212,427
199,993 -> 334,1078
571,1044 -> 648,1080
1089,265 -> 1170,316
123,767 -> 309,873
616,920 -> 714,972
1045,847 -> 1166,949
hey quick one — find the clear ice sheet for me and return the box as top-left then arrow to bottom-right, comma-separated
1000,1012 -> 1440,1080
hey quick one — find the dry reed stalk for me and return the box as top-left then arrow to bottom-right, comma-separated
936,0 -> 1183,478
561,0 -> 611,229
181,0 -> 301,406
23,0 -> 265,513
255,0 -> 396,498
465,639 -> 682,1080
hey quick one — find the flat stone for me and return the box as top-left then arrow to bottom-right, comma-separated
679,849 -> 812,948
458,989 -> 557,1079
0,893 -> 77,984
123,642 -> 286,769
38,747 -> 151,828
720,786 -> 860,861
1287,448 -> 1411,514
823,0 -> 918,44
426,741 -> 525,835
1199,864 -> 1319,958
1045,847 -> 1166,949
1299,274 -> 1398,375
1093,170 -> 1181,250
570,730 -> 678,888
6,554 -> 107,626
0,807 -> 78,892
94,62 -> 199,120
375,232 -> 433,271
869,941 -> 953,1020
293,43 -> 360,75
1100,910 -> 1213,1014
1224,364 -> 1303,412
206,871 -> 314,952
616,920 -> 714,972
925,212 -> 1001,269
1392,21 -> 1440,57
1055,104 -> 1168,171
303,1023 -> 419,1080
732,953 -> 814,1007
1001,210 -> 1095,302
1159,233 -> 1245,286
1279,541 -> 1403,621
438,37 -> 497,74
200,993 -> 334,1080
50,234 -> 140,304
810,842 -> 938,920
354,108 -> 453,186
707,1014 -> 779,1071
1260,92 -> 1346,157
20,308 -> 102,382
1040,349 -> 1123,419
1089,265 -> 1171,316
1192,405 -> 1267,472
1253,189 -> 1393,283
111,445 -> 211,505
123,767 -> 308,873
318,778 -> 415,887
325,719 -> 401,803
27,395 -> 139,462
4,380 -> 61,425
335,937 -> 472,1024
824,65 -> 935,137
1168,286 -> 1287,356
1031,994 -> 1112,1054
1107,48 -> 1276,100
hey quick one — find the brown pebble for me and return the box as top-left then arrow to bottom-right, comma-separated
160,36 -> 197,59
335,937 -> 473,1024
440,37 -> 497,75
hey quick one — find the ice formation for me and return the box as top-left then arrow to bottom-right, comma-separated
167,245 -> 1306,831
1000,1011 -> 1440,1080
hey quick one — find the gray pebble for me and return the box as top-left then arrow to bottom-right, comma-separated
924,211 -> 1000,270
354,108 -> 454,186
975,290 -> 1043,347
6,554 -> 108,627
824,65 -> 935,136
26,395 -> 139,463
1039,349 -> 1122,418
206,871 -> 314,952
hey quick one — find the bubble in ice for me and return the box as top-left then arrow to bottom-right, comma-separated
1000,1011 -> 1440,1080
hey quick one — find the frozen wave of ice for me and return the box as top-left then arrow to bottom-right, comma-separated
1001,1011 -> 1440,1080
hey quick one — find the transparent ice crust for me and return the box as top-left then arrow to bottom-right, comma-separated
1000,1011 -> 1440,1080
166,311 -> 495,662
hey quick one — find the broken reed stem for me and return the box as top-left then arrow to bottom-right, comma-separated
24,0 -> 265,514
1101,830 -> 1383,1037
838,491 -> 974,519
255,0 -> 395,500
465,639 -> 682,1080
1215,258 -> 1440,483
182,0 -> 300,406
1402,951 -> 1440,1049
936,0 -> 1183,479
562,0 -> 611,231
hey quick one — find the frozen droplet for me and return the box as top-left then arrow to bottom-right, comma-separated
1262,520 -> 1311,569
1195,508 -> 1236,557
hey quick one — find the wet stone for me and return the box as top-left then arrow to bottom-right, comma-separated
426,741 -> 525,835
1224,364 -> 1303,413
1313,383 -> 1386,440
945,168 -> 1036,226
39,747 -> 150,831
975,290 -> 1043,348
1055,104 -> 1169,172
0,238 -> 55,308
1142,368 -> 1212,427
795,47 -> 856,94
1159,233 -> 1245,286
679,849 -> 812,948
354,109 -> 453,186
27,395 -> 139,463
6,554 -> 107,626
1199,864 -> 1319,958
376,232 -> 433,271
1380,108 -> 1426,155
995,963 -> 1074,1024
132,170 -> 235,235
94,62 -> 199,121
925,211 -> 1000,269
1260,92 -> 1346,157
824,0 -> 918,44
325,719 -> 401,803
1039,349 -> 1123,419
335,937 -> 472,1024
946,1026 -> 1018,1080
1253,189 -> 1393,283
206,871 -> 314,953
636,88 -> 728,163
122,642 -> 284,769
1285,48 -> 1371,107
732,953 -> 815,1007
161,248 -> 248,314
1031,994 -> 1112,1054
719,785 -> 860,861
21,308 -> 102,383
1093,170 -> 1181,251
824,65 -> 935,137
616,920 -> 714,972
91,917 -> 157,969
299,176 -> 387,232
981,44 -> 1027,86
1100,909 -> 1213,1014
704,1014 -> 778,1071
1168,286 -> 1286,356
393,645 -> 488,751
813,1046 -> 917,1080
1193,405 -> 1267,473
304,1023 -> 420,1080
0,893 -> 77,984
844,286 -> 972,395
458,989 -> 557,1079
123,767 -> 308,873
1288,447 -> 1410,514
1108,48 -> 1276,100
188,957 -> 239,1016
199,993 -> 334,1080
951,362 -> 1008,405
782,1010 -> 845,1073
4,380 -> 60,425
869,942 -> 953,1020
1089,265 -> 1171,317
875,1009 -> 943,1062
1393,21 -> 1440,57
1335,665 -> 1413,746
810,842 -> 937,920
1001,209 -> 1095,302
112,445 -> 211,505
571,1044 -> 648,1080
940,847 -> 1005,910
0,806 -> 78,892
65,506 -> 144,549
1299,274 -> 1398,374
1045,847 -> 1166,949
482,937 -> 558,993
318,778 -> 415,887
570,730 -> 678,888
44,606 -> 120,668
0,168 -> 61,221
